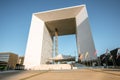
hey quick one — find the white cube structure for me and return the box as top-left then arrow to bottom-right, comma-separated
24,5 -> 96,70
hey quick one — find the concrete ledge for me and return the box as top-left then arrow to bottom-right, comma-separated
29,64 -> 71,70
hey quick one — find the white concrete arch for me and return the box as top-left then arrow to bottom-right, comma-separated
24,5 -> 96,70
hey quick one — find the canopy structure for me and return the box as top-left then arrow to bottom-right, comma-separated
49,54 -> 75,61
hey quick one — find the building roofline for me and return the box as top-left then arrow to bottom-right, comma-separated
0,52 -> 18,55
34,4 -> 86,15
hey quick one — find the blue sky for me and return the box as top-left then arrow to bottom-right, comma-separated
0,0 -> 120,56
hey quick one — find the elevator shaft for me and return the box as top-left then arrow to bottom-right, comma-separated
54,28 -> 58,56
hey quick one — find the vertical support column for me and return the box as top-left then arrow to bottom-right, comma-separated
24,15 -> 45,69
75,7 -> 96,61
24,15 -> 53,70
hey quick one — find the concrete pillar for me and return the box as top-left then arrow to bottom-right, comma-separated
24,15 -> 52,69
76,7 -> 96,61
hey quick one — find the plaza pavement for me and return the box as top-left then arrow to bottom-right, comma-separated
0,69 -> 120,80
